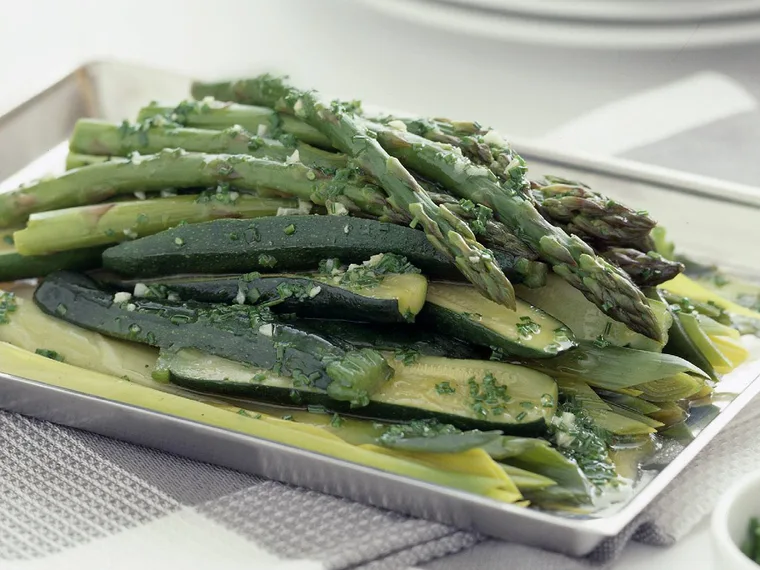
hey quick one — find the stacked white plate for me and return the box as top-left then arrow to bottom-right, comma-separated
356,0 -> 760,48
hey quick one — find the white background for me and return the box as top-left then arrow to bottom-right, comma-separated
1,1 -> 758,568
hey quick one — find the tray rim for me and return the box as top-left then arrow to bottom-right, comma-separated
1,58 -> 760,555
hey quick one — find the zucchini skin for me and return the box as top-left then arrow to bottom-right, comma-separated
419,283 -> 577,359
294,319 -> 487,361
32,271 -> 371,393
164,349 -> 552,435
102,215 -> 531,281
0,248 -> 103,282
102,274 -> 418,324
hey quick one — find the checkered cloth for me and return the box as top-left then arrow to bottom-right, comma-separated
2,72 -> 759,570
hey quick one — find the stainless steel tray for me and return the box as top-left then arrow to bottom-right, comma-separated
1,60 -> 759,557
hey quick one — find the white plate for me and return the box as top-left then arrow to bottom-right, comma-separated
354,0 -> 760,49
434,0 -> 760,23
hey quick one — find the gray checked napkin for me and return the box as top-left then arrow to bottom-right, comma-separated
2,72 -> 760,570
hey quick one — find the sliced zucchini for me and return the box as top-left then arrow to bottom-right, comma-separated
0,341 -> 521,503
34,271 -> 392,407
293,319 -> 485,361
101,215 -> 536,284
162,348 -> 557,435
0,284 -> 159,386
105,270 -> 427,324
419,282 -> 576,358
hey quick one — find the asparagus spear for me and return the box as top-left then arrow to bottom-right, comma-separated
70,119 -> 346,172
66,152 -> 110,170
372,126 -> 661,340
13,193 -> 296,255
191,77 -> 660,338
0,150 -> 397,226
137,99 -> 332,149
378,116 -> 530,195
530,176 -> 657,248
601,248 -> 684,287
198,75 -> 517,308
425,191 -> 540,259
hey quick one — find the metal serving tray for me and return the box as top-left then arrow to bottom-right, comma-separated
1,61 -> 759,557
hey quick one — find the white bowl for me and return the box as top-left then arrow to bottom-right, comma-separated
711,471 -> 760,568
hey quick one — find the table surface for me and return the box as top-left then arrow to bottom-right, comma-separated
1,1 -> 757,567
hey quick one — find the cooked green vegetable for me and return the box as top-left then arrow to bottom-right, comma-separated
516,274 -> 671,352
484,436 -> 592,506
292,319 -> 485,361
556,378 -> 657,436
420,282 -> 576,358
522,341 -> 708,391
664,308 -> 720,381
600,247 -> 684,288
13,194 -> 296,255
69,119 -> 347,171
369,124 -> 660,340
162,348 -> 557,434
647,401 -> 687,427
636,373 -> 704,403
34,271 -> 392,407
376,420 -> 502,453
0,150 -> 397,227
65,152 -> 111,170
500,464 -> 557,492
0,340 -> 521,503
138,99 -> 333,149
529,176 -> 657,249
107,269 -> 427,324
194,76 -> 519,309
102,215 -> 538,284
0,244 -> 103,282
595,390 -> 661,415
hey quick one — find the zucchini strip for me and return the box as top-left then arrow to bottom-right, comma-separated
105,270 -> 428,324
33,271 -> 392,407
420,281 -> 577,358
161,348 -> 557,435
0,341 -> 519,502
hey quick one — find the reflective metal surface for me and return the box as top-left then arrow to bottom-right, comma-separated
0,61 -> 758,556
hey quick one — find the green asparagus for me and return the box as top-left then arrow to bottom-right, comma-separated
192,76 -> 660,338
0,150 -> 395,226
217,74 -> 518,308
137,99 -> 332,149
380,116 -> 530,194
66,152 -> 110,170
13,193 -> 296,255
70,119 -> 346,171
601,248 -> 684,287
531,176 -> 657,248
371,126 -> 661,340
